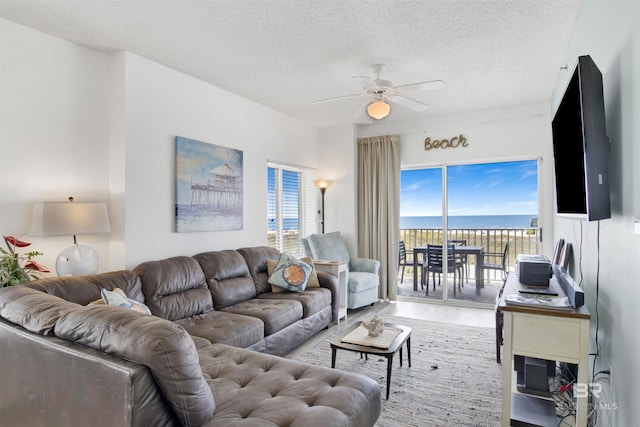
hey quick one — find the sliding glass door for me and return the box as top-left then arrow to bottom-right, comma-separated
400,159 -> 539,305
399,167 -> 443,301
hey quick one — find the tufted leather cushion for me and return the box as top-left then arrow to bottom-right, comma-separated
199,343 -> 381,427
194,250 -> 256,309
258,287 -> 331,319
133,256 -> 213,321
176,310 -> 264,348
23,270 -> 144,305
55,305 -> 215,427
237,246 -> 281,294
220,299 -> 302,336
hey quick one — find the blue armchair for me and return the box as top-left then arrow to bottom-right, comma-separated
302,231 -> 380,309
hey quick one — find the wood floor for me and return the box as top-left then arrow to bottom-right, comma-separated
379,298 -> 494,328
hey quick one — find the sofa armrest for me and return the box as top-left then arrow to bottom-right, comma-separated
55,306 -> 215,427
0,318 -> 177,427
350,257 -> 381,274
316,270 -> 339,323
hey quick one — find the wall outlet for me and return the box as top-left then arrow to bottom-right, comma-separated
634,219 -> 640,235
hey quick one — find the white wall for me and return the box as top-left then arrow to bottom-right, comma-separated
551,1 -> 640,424
108,51 -> 127,270
0,18 -> 112,272
0,19 -> 321,273
317,125 -> 358,254
121,53 -> 320,267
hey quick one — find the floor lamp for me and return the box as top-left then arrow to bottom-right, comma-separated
30,197 -> 111,276
315,180 -> 331,233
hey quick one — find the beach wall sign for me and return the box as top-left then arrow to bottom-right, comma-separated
424,134 -> 468,151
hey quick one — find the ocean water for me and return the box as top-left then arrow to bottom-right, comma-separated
268,217 -> 299,231
269,215 -> 537,231
400,215 -> 537,229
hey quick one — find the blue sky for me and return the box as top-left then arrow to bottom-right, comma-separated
400,160 -> 538,217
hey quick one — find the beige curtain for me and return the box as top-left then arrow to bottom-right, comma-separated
357,135 -> 400,301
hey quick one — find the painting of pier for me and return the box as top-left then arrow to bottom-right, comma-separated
175,136 -> 243,232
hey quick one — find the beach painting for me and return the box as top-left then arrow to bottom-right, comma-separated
175,136 -> 243,232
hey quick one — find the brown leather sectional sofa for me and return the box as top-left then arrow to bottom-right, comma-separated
0,246 -> 381,427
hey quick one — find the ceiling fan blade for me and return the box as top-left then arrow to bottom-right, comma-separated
311,93 -> 364,104
394,79 -> 446,92
352,75 -> 379,89
388,94 -> 430,112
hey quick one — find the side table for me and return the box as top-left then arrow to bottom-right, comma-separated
313,260 -> 348,324
330,323 -> 412,400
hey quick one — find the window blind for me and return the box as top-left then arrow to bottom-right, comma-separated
267,161 -> 318,257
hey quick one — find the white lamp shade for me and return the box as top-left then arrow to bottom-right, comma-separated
367,100 -> 391,120
30,202 -> 111,237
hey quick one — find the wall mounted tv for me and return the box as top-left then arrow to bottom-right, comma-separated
552,55 -> 611,221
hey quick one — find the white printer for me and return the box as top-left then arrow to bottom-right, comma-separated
516,254 -> 553,286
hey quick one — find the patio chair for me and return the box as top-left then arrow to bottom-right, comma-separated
398,241 -> 413,284
449,239 -> 469,284
480,242 -> 509,283
422,243 -> 464,297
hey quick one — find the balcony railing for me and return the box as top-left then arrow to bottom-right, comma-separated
400,227 -> 539,283
270,227 -> 539,285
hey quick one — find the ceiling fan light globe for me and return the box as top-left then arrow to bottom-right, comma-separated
367,100 -> 391,120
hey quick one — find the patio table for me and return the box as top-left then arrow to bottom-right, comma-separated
413,245 -> 485,295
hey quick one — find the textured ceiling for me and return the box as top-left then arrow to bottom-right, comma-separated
0,0 -> 581,128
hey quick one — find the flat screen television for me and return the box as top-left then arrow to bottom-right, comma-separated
551,55 -> 611,221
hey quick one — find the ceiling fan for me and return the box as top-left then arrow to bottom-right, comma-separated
312,64 -> 446,120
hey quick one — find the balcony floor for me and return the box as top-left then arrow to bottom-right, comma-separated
396,269 -> 504,306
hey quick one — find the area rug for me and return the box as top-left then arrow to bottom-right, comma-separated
293,315 -> 502,426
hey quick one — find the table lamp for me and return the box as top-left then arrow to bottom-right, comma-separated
30,197 -> 111,276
